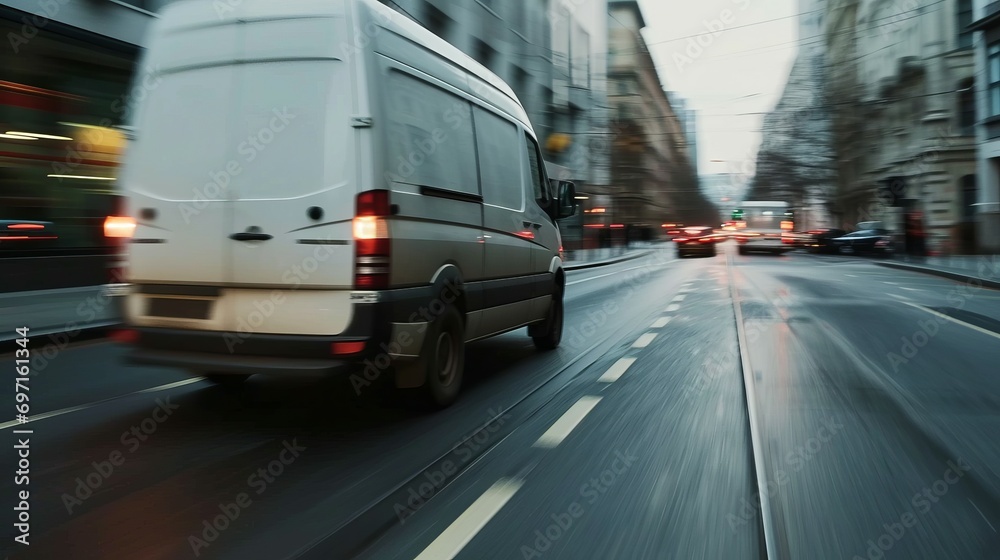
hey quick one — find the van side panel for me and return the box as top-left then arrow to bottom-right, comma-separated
371,54 -> 485,297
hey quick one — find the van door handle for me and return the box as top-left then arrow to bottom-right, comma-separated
229,232 -> 273,241
524,221 -> 541,230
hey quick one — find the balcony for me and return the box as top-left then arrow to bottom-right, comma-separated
878,77 -> 895,99
897,56 -> 924,80
568,86 -> 591,111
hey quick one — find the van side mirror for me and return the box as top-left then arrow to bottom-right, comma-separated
557,181 -> 577,219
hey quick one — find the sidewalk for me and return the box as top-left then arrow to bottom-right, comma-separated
1,245 -> 663,344
0,286 -> 120,343
875,254 -> 1000,289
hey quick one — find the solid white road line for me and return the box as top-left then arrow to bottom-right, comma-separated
672,295 -> 686,302
632,333 -> 657,348
665,303 -> 681,313
650,317 -> 672,329
0,378 -> 204,431
903,303 -> 1000,341
413,478 -> 524,560
599,358 -> 637,383
533,396 -> 603,448
566,262 -> 673,286
888,294 -> 911,301
900,287 -> 923,292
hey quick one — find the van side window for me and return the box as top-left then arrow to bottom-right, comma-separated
474,107 -> 523,210
524,133 -> 546,204
383,70 -> 479,196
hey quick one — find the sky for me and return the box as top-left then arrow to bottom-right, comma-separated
635,0 -> 801,177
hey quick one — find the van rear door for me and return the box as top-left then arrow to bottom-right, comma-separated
226,56 -> 355,290
123,65 -> 238,287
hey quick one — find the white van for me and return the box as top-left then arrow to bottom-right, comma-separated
117,0 -> 578,407
735,201 -> 794,255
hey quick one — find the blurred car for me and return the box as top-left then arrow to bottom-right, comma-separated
784,231 -> 813,248
0,220 -> 58,251
803,228 -> 848,253
830,229 -> 895,256
661,223 -> 685,239
674,226 -> 720,258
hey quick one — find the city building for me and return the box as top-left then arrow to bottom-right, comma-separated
1,0 -> 166,286
669,91 -> 699,177
968,0 -> 1000,252
748,0 -> 835,231
825,0 -> 977,254
605,0 -> 701,242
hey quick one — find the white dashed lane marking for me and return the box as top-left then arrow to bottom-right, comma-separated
599,358 -> 637,383
533,396 -> 603,448
650,317 -> 671,329
665,304 -> 681,313
632,333 -> 657,348
413,478 -> 524,560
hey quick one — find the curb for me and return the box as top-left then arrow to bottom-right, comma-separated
875,261 -> 1000,290
564,249 -> 654,271
0,323 -> 120,354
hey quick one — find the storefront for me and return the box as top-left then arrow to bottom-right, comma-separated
1,6 -> 138,256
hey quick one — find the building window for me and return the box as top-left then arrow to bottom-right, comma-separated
957,0 -> 973,49
512,66 -> 529,99
962,175 -> 977,220
959,79 -> 976,134
423,2 -> 453,40
990,43 -> 1000,117
474,38 -> 496,69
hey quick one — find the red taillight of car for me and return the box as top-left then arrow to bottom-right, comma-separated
353,190 -> 391,290
331,341 -> 366,355
110,329 -> 140,344
673,237 -> 688,243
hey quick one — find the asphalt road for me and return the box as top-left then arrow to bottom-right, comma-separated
2,243 -> 999,559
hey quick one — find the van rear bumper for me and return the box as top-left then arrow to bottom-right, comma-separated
124,285 -> 438,374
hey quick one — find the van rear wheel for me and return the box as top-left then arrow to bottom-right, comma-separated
420,304 -> 465,408
530,290 -> 563,350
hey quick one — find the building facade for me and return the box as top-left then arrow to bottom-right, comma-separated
968,0 -> 1000,252
1,0 -> 167,258
669,92 -> 699,177
605,0 -> 699,240
826,0 -> 977,254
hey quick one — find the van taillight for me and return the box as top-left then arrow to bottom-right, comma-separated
354,190 -> 391,289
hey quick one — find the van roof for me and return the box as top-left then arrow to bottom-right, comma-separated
159,0 -> 526,126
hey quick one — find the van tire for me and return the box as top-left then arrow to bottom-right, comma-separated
530,290 -> 563,350
419,304 -> 465,408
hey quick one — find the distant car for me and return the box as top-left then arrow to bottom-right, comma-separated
804,228 -> 848,253
674,226 -> 719,258
830,230 -> 894,256
784,231 -> 813,249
